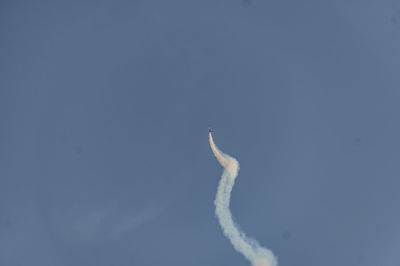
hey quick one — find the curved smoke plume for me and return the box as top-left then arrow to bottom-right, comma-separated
209,131 -> 277,266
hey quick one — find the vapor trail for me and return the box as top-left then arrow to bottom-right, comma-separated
209,132 -> 277,266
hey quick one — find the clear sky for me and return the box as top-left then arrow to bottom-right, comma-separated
1,0 -> 400,266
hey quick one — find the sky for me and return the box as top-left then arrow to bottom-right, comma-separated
1,0 -> 400,265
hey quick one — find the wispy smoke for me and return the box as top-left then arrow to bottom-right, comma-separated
209,132 -> 277,266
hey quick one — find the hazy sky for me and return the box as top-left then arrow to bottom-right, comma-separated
1,0 -> 400,265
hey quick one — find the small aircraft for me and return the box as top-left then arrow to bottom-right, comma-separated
208,128 -> 213,133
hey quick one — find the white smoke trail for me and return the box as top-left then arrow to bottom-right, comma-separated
209,132 -> 278,266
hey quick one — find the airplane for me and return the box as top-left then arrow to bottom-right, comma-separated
208,128 -> 213,133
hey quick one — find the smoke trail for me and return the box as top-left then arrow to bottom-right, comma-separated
209,132 -> 277,266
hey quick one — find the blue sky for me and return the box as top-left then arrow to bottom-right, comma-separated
1,0 -> 400,265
